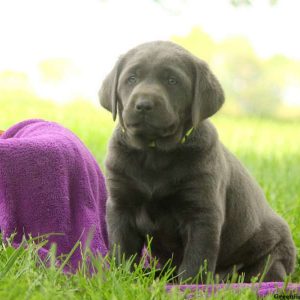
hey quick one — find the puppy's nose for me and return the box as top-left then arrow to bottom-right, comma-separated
135,99 -> 154,112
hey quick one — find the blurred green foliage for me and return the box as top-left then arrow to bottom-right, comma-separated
0,27 -> 300,118
173,27 -> 300,117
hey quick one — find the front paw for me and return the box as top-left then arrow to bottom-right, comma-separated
178,265 -> 195,283
178,264 -> 212,283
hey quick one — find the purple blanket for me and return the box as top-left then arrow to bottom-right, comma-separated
0,119 -> 108,268
0,119 -> 299,296
167,282 -> 300,297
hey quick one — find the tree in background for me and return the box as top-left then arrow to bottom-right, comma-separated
173,28 -> 300,116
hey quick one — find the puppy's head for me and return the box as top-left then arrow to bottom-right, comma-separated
99,41 -> 224,150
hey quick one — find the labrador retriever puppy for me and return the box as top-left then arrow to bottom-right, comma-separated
99,41 -> 296,282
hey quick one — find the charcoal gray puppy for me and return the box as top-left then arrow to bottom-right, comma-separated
99,41 -> 296,282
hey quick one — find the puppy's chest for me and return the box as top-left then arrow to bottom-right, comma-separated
135,201 -> 181,240
130,157 -> 185,237
135,172 -> 171,198
130,152 -> 187,198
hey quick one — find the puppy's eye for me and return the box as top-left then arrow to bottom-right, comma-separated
168,77 -> 177,85
127,75 -> 137,84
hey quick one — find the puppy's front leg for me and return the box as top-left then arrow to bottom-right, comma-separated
178,212 -> 222,282
106,200 -> 144,266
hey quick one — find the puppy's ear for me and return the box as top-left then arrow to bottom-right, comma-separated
98,57 -> 123,121
192,58 -> 225,127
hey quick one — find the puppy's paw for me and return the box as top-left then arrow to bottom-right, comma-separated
177,266 -> 196,283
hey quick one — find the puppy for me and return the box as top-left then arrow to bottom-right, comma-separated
99,41 -> 296,282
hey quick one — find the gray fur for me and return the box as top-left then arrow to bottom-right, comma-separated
99,41 -> 296,282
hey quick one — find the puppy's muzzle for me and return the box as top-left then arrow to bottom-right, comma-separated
132,92 -> 165,115
124,87 -> 178,141
135,98 -> 154,113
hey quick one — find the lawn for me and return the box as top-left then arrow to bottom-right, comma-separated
0,97 -> 299,299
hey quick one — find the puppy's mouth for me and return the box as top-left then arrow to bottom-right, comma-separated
126,121 -> 177,139
123,120 -> 185,151
123,114 -> 183,150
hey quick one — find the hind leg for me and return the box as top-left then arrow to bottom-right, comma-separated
263,260 -> 287,281
241,239 -> 295,282
242,258 -> 287,282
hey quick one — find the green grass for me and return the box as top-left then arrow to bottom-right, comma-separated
0,97 -> 299,299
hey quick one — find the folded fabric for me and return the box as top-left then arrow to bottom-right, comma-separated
167,282 -> 300,297
0,119 -> 108,268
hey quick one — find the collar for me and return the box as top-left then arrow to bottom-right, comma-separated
180,127 -> 194,144
121,126 -> 194,148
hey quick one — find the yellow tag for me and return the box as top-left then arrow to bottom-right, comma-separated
148,141 -> 156,148
180,127 -> 193,144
